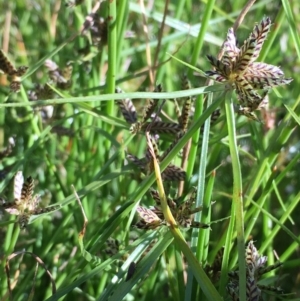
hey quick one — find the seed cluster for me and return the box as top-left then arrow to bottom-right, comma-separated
227,241 -> 284,300
1,171 -> 60,229
206,17 -> 292,121
116,77 -> 222,230
0,50 -> 28,92
136,188 -> 209,230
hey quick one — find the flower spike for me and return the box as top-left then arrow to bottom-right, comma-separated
206,17 -> 293,120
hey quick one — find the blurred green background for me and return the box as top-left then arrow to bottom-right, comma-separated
0,0 -> 299,300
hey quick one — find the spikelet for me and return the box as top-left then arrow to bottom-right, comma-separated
36,83 -> 54,100
126,154 -> 148,170
57,62 -> 73,89
0,50 -> 28,92
249,17 -> 272,62
13,171 -> 23,203
0,50 -> 16,75
116,88 -> 138,124
135,206 -> 163,229
161,164 -> 186,181
223,28 -> 239,65
128,132 -> 185,182
51,126 -> 75,137
2,171 -> 61,229
257,261 -> 282,277
21,176 -> 35,205
257,284 -> 284,295
149,189 -> 176,209
233,39 -> 257,73
246,276 -> 261,301
0,141 -> 14,160
227,240 -> 284,300
129,122 -> 142,134
211,109 -> 221,123
206,55 -> 231,81
138,187 -> 207,230
148,135 -> 160,159
205,247 -> 224,283
119,84 -> 173,135
141,121 -> 181,134
244,62 -> 292,88
31,204 -> 61,216
175,190 -> 206,229
227,283 -> 239,301
91,17 -> 108,47
179,75 -> 192,131
18,214 -> 31,229
246,62 -> 284,78
160,130 -> 185,162
206,17 -> 293,120
45,59 -> 73,90
104,238 -> 120,256
173,99 -> 182,120
140,84 -> 162,124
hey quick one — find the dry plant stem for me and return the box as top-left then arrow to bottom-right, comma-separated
51,0 -> 61,37
217,0 -> 256,60
92,0 -> 102,13
3,10 -> 11,51
145,131 -> 223,301
232,0 -> 256,32
145,131 -> 176,226
80,1 -> 102,34
131,36 -> 188,81
153,0 -> 169,74
1,10 -> 11,87
225,93 -> 246,301
6,251 -> 57,295
139,0 -> 155,88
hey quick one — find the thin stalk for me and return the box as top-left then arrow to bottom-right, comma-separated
116,0 -> 128,67
281,0 -> 300,59
192,91 -> 214,299
185,0 -> 216,196
155,0 -> 188,83
184,2 -> 216,294
224,93 -> 246,301
219,192 -> 236,293
106,0 -> 117,152
197,170 -> 215,263
185,94 -> 203,182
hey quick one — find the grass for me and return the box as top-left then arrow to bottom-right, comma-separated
0,0 -> 300,300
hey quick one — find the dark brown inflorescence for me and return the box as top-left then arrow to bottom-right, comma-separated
0,50 -> 28,92
1,171 -> 61,229
135,188 -> 209,230
227,240 -> 284,300
206,17 -> 292,121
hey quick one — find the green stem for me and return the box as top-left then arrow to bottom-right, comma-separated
186,0 -> 216,196
171,227 -> 223,301
116,0 -> 128,67
106,0 -> 117,152
224,93 -> 246,301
